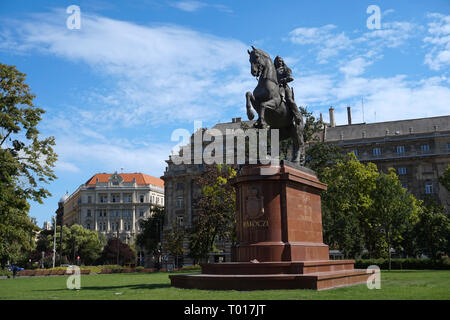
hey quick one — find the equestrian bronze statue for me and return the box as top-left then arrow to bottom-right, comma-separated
245,46 -> 305,165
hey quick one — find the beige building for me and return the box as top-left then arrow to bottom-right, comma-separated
59,172 -> 164,245
321,108 -> 450,213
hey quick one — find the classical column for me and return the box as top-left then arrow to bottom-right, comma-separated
94,209 -> 98,231
132,206 -> 136,232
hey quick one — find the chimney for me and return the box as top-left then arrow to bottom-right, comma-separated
347,106 -> 352,125
235,117 -> 241,123
329,107 -> 336,127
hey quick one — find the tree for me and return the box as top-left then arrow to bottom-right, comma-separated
188,164 -> 237,263
439,165 -> 450,192
0,63 -> 57,267
0,63 -> 57,203
100,237 -> 136,266
320,153 -> 378,258
305,142 -> 344,179
370,169 -> 419,269
165,221 -> 186,268
414,199 -> 450,259
299,106 -> 324,143
0,207 -> 38,267
136,206 -> 164,267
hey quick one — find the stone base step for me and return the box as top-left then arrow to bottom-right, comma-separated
200,260 -> 356,275
169,269 -> 372,291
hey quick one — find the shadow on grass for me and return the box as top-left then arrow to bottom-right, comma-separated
33,283 -> 171,292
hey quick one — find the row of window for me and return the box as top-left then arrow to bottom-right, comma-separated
350,143 -> 449,157
91,221 -> 134,231
86,209 -> 147,218
400,182 -> 435,194
91,194 -> 163,204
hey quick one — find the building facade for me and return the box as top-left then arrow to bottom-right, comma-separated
58,172 -> 164,265
321,109 -> 450,213
162,113 -> 450,266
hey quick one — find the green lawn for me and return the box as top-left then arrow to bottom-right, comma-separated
0,270 -> 449,300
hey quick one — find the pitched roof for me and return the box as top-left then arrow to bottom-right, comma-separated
85,173 -> 164,188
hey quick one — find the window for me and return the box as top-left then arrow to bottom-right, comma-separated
425,182 -> 433,194
140,195 -> 145,203
86,223 -> 90,230
112,194 -> 120,203
100,194 -> 108,203
396,146 -> 405,154
176,197 -> 184,208
176,182 -> 184,190
152,195 -> 155,203
373,148 -> 381,156
123,210 -> 132,217
421,144 -> 430,152
156,197 -> 160,204
87,196 -> 92,204
86,209 -> 91,217
177,216 -> 184,226
447,143 -> 450,150
124,194 -> 132,203
398,167 -> 407,175
139,210 -> 144,217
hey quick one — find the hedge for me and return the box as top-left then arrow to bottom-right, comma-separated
354,258 -> 450,270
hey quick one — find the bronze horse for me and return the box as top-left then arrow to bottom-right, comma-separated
245,46 -> 304,164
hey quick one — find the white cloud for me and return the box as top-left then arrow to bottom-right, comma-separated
170,1 -> 232,13
0,10 -> 249,126
289,25 -> 352,63
289,20 -> 418,65
423,13 -> 450,71
339,57 -> 372,77
170,1 -> 206,12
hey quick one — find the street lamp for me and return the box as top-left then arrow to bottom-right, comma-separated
116,229 -> 120,266
52,215 -> 57,268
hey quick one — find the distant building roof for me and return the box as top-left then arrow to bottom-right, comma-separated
324,115 -> 450,142
85,173 -> 164,188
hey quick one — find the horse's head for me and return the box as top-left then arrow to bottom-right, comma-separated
248,46 -> 260,77
248,46 -> 271,78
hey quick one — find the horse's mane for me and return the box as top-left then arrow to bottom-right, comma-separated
254,48 -> 272,62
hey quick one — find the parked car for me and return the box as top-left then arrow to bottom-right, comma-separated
6,265 -> 24,272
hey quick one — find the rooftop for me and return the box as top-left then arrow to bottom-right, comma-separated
324,115 -> 450,142
85,173 -> 164,188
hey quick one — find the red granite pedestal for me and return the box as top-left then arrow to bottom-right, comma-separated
170,161 -> 372,290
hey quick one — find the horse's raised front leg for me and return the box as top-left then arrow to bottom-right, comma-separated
245,91 -> 255,120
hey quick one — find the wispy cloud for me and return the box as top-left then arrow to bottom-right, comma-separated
423,13 -> 450,71
0,10 -> 249,126
169,1 -> 232,13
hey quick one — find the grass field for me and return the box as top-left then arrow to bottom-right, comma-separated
0,270 -> 449,300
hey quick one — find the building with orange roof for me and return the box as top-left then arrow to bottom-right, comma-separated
57,172 -> 164,266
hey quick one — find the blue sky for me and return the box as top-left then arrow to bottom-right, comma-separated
0,0 -> 449,226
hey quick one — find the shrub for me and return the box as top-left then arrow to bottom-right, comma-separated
180,265 -> 201,271
354,258 -> 450,270
0,270 -> 12,277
